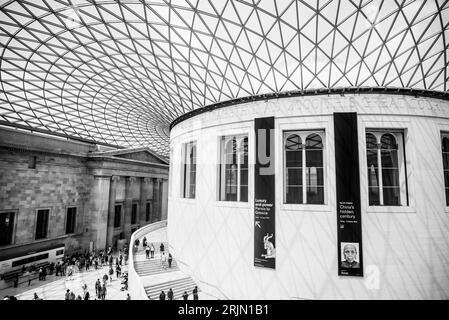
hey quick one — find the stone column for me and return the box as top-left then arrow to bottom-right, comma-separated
140,177 -> 153,226
106,176 -> 120,248
123,176 -> 136,240
161,178 -> 168,220
157,178 -> 163,221
152,178 -> 160,223
88,175 -> 111,251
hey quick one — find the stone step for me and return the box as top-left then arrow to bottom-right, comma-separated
134,258 -> 179,276
145,277 -> 200,300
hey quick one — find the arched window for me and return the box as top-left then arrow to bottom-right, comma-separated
285,134 -> 302,204
306,134 -> 324,204
366,131 -> 406,206
441,135 -> 449,206
182,141 -> 196,198
381,134 -> 400,205
366,133 -> 379,205
220,135 -> 248,202
284,131 -> 325,204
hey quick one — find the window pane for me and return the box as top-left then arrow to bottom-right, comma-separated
381,150 -> 399,168
240,186 -> 248,202
305,134 -> 323,149
307,186 -> 324,204
366,150 -> 378,168
287,168 -> 302,185
146,203 -> 150,221
383,187 -> 400,205
367,166 -> 379,187
306,167 -> 324,186
442,137 -> 449,153
66,207 -> 76,234
285,134 -> 302,150
0,212 -> 15,245
131,204 -> 137,224
240,168 -> 248,186
381,134 -> 397,149
382,168 -> 400,187
286,150 -> 301,167
306,150 -> 323,167
366,133 -> 377,149
286,186 -> 302,203
368,186 -> 380,205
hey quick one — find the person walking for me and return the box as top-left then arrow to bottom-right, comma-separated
95,279 -> 101,298
167,288 -> 174,300
168,253 -> 173,268
159,290 -> 165,300
108,266 -> 114,282
145,246 -> 150,259
160,242 -> 165,254
193,286 -> 198,300
182,291 -> 188,300
150,243 -> 155,258
160,252 -> 167,270
116,265 -> 121,279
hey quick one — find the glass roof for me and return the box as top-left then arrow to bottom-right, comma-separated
1,0 -> 448,157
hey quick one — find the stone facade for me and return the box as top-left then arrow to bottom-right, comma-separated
0,127 -> 168,267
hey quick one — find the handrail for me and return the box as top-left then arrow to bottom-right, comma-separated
128,220 -> 167,300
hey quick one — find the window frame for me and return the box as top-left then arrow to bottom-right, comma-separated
283,130 -> 326,205
441,132 -> 449,207
113,203 -> 122,228
131,202 -> 138,225
181,141 -> 197,199
218,134 -> 249,202
0,210 -> 17,246
35,208 -> 50,240
365,129 -> 408,207
65,206 -> 77,235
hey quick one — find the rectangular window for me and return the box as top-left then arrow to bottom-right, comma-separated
219,135 -> 248,202
181,141 -> 197,198
0,211 -> 15,246
114,205 -> 121,228
131,203 -> 138,224
366,130 -> 408,206
145,202 -> 151,221
65,207 -> 77,234
441,133 -> 449,206
35,209 -> 49,240
283,131 -> 325,204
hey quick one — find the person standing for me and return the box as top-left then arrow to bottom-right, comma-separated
116,265 -> 121,279
159,290 -> 165,300
193,286 -> 198,300
160,252 -> 167,270
159,242 -> 165,254
70,291 -> 76,300
145,246 -> 150,259
95,279 -> 101,298
167,288 -> 174,300
65,289 -> 70,300
108,266 -> 114,282
150,243 -> 155,258
126,293 -> 131,300
101,283 -> 107,300
182,291 -> 188,300
168,253 -> 173,268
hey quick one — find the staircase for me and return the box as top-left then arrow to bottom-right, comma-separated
133,258 -> 179,276
145,276 -> 200,300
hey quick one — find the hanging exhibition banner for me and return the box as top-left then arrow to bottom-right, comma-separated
334,112 -> 364,277
254,117 -> 276,269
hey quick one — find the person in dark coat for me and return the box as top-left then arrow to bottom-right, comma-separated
159,291 -> 165,300
167,288 -> 174,300
159,243 -> 165,254
182,291 -> 188,300
168,253 -> 173,268
193,286 -> 198,300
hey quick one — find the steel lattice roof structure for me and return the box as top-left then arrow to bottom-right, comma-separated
1,0 -> 448,157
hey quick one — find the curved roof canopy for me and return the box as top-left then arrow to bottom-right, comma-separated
1,0 -> 448,156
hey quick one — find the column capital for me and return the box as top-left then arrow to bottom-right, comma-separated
143,177 -> 153,184
111,175 -> 121,182
126,176 -> 137,184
